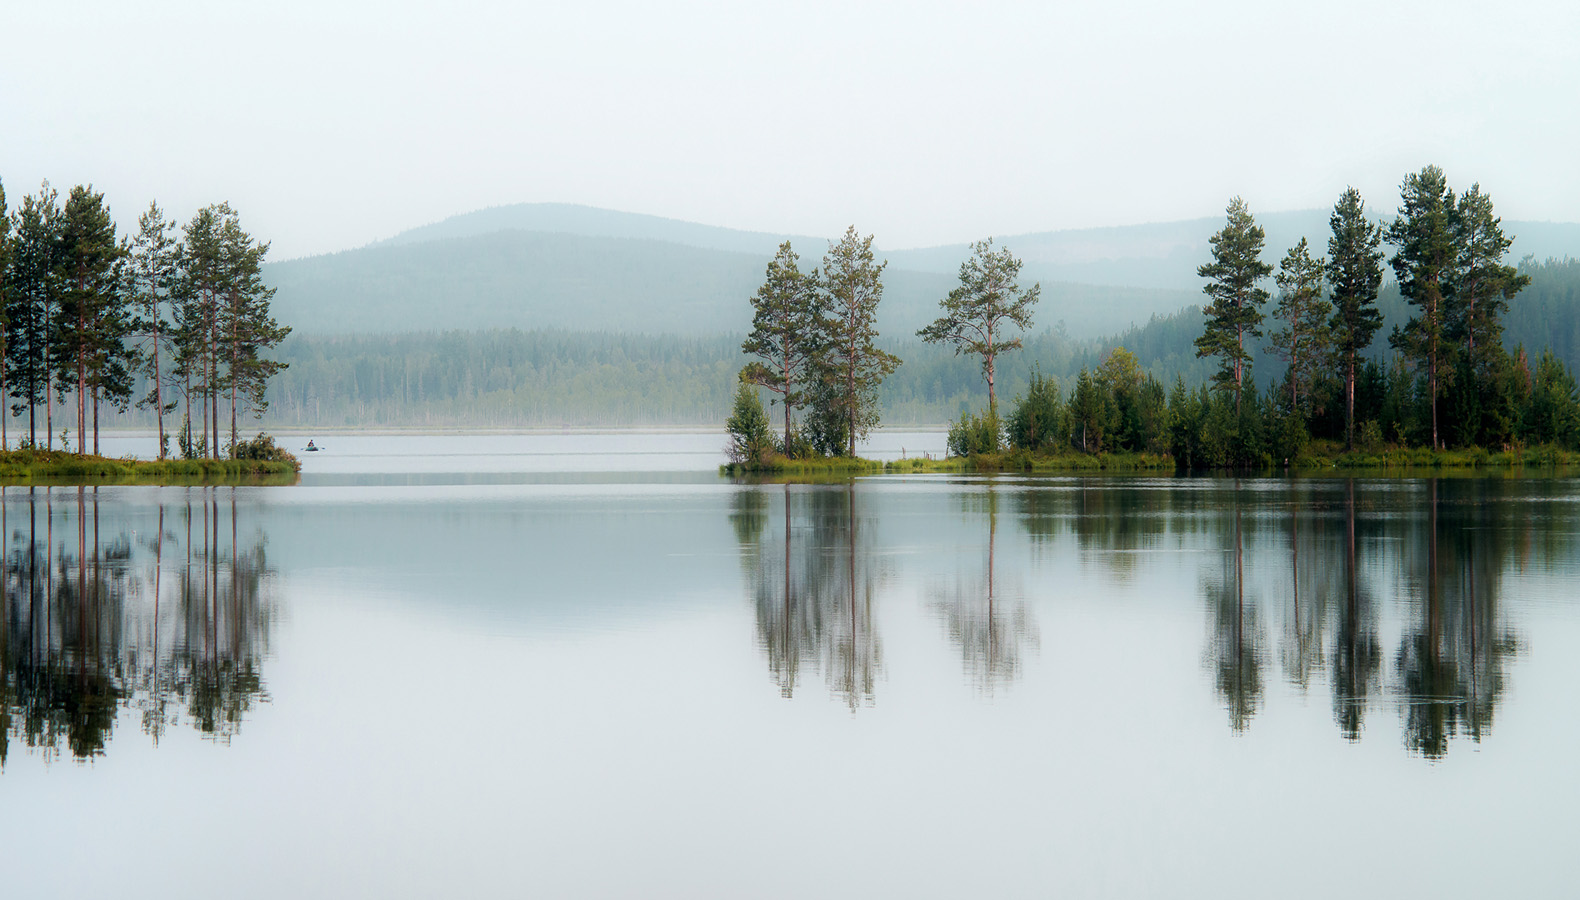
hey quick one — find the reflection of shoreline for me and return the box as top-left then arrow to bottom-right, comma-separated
731,477 -> 1539,759
1,487 -> 275,765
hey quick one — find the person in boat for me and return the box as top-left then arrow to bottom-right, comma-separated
306,440 -> 318,451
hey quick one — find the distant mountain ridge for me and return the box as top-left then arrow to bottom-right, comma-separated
265,203 -> 1580,337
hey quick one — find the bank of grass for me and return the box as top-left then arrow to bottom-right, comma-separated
0,449 -> 300,484
1294,441 -> 1580,471
723,448 -> 1174,477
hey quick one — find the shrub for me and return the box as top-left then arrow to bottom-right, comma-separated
725,380 -> 774,465
947,407 -> 1002,457
231,433 -> 300,467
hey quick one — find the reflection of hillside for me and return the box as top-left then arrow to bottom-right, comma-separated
739,485 -> 882,709
1,488 -> 275,764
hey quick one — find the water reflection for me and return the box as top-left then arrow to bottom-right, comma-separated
730,476 -> 1559,759
0,487 -> 275,764
1203,485 -> 1266,733
929,486 -> 1039,692
738,485 -> 883,709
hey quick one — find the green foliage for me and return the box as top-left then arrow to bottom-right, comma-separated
1526,349 -> 1580,447
946,406 -> 1002,457
1005,369 -> 1066,452
814,226 -> 900,456
1195,197 -> 1272,409
725,377 -> 774,466
741,241 -> 820,446
1069,367 -> 1118,453
1388,165 -> 1458,447
230,432 -> 299,466
918,237 -> 1040,408
1327,186 -> 1386,448
1268,237 -> 1330,416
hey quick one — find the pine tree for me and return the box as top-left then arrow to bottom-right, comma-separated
55,185 -> 126,453
918,238 -> 1040,422
1268,237 -> 1330,418
1449,183 -> 1528,377
1326,187 -> 1385,450
741,241 -> 820,453
126,202 -> 180,458
1195,197 -> 1272,414
1388,165 -> 1457,449
218,213 -> 288,451
815,226 -> 899,457
0,178 -> 9,449
5,183 -> 61,448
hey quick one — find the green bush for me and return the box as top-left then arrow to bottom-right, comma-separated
725,379 -> 775,465
947,407 -> 1002,457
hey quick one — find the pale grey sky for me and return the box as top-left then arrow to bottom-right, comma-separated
5,0 -> 1578,260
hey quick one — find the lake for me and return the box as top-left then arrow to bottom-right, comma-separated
4,432 -> 1579,898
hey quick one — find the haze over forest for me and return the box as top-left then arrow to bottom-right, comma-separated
245,201 -> 1580,428
11,2 -> 1580,429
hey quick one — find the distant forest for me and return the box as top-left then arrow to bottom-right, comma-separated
237,256 -> 1577,428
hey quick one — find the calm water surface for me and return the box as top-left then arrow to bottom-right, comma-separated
4,434 -> 1579,898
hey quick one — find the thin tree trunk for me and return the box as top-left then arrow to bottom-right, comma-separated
92,387 -> 99,456
1345,354 -> 1356,451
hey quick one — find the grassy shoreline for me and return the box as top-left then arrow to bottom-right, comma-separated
724,443 -> 1580,478
0,449 -> 301,484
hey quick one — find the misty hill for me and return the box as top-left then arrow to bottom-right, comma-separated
372,202 -> 824,257
266,203 -> 1578,340
266,227 -> 1196,339
892,211 -> 1580,292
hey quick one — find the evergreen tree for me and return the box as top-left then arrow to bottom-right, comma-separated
126,202 -> 180,458
5,183 -> 61,448
815,226 -> 899,456
54,185 -> 126,453
175,204 -> 227,457
1326,187 -> 1385,450
741,241 -> 820,453
1388,165 -> 1457,449
1268,237 -> 1330,417
0,178 -> 9,449
1449,183 -> 1528,377
218,213 -> 288,452
918,237 -> 1040,420
1195,197 -> 1271,414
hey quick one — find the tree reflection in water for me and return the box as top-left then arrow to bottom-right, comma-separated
1203,480 -> 1266,733
738,483 -> 882,709
929,485 -> 1038,692
0,487 -> 275,764
736,475 -> 1545,758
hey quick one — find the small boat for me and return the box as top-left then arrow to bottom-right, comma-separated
305,440 -> 320,452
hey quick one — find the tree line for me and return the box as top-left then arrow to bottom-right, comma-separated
731,227 -> 1040,462
734,165 -> 1580,466
0,178 -> 289,458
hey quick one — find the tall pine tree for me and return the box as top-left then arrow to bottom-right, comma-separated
1388,165 -> 1457,449
918,237 -> 1040,422
741,241 -> 820,452
1326,187 -> 1385,450
1268,237 -> 1329,417
1195,197 -> 1271,414
815,226 -> 899,457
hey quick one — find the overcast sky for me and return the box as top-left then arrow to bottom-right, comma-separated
5,0 -> 1578,260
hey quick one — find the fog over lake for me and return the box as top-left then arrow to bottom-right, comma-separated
3,434 -> 1578,898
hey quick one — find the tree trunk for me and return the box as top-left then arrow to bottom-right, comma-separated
1345,353 -> 1356,451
